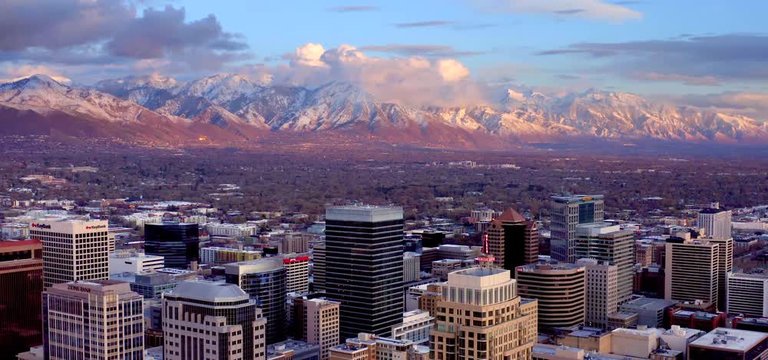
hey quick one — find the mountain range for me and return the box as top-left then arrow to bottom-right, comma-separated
0,73 -> 766,150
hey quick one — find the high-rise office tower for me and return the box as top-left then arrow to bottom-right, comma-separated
550,195 -> 605,262
485,208 -> 538,275
0,240 -> 43,356
311,242 -> 326,292
698,203 -> 732,240
516,261 -> 586,331
304,298 -> 341,360
144,222 -> 200,269
664,238 -> 720,308
728,272 -> 768,318
710,237 -> 734,311
42,280 -> 144,360
30,218 -> 111,288
225,257 -> 287,344
576,258 -> 619,329
574,223 -> 634,304
325,205 -> 404,338
430,267 -> 538,359
163,280 -> 267,360
283,254 -> 310,294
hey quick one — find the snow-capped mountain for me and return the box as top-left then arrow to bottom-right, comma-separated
1,73 -> 766,149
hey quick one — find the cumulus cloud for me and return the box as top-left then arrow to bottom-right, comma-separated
291,43 -> 329,67
474,0 -> 642,22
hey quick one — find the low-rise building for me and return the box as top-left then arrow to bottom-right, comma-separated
391,310 -> 434,346
688,328 -> 768,359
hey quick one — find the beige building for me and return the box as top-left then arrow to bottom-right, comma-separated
418,283 -> 444,317
577,258 -> 619,329
664,239 -> 720,308
283,253 -> 310,294
391,310 -> 434,346
163,280 -> 267,360
516,262 -> 585,331
574,223 -> 634,304
304,298 -> 341,360
329,333 -> 428,360
42,280 -> 144,360
610,327 -> 658,359
727,271 -> 768,318
709,237 -> 733,310
431,267 -> 538,360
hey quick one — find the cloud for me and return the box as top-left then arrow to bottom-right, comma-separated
395,21 -> 455,28
474,0 -> 642,22
538,34 -> 768,85
0,64 -> 71,83
327,5 -> 379,12
676,92 -> 768,120
359,44 -> 483,57
267,43 -> 487,107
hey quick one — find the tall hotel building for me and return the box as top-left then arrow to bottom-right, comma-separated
664,238 -> 720,308
42,280 -> 144,360
30,218 -> 111,288
573,223 -> 634,304
163,281 -> 267,360
430,267 -> 538,359
144,222 -> 200,269
325,205 -> 404,338
516,261 -> 586,331
698,203 -> 732,240
0,240 -> 44,356
485,208 -> 538,275
225,257 -> 287,344
550,195 -> 604,262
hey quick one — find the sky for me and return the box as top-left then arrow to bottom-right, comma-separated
1,0 -> 767,114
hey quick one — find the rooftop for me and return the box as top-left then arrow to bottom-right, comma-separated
326,205 -> 403,222
168,280 -> 249,303
496,208 -> 526,223
690,328 -> 768,352
551,194 -> 604,203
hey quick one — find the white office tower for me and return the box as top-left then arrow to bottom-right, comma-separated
163,281 -> 267,360
698,203 -> 732,240
728,271 -> 768,318
42,280 -> 144,360
664,239 -> 720,308
577,258 -> 619,329
304,298 -> 341,360
574,223 -> 634,304
31,218 -> 111,288
550,195 -> 604,262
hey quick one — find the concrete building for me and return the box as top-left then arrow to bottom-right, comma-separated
109,250 -> 164,274
206,223 -> 258,238
619,296 -> 677,328
607,312 -> 639,330
485,208 -> 538,274
431,267 -> 538,359
144,222 -> 200,269
698,204 -> 732,240
330,333 -> 428,360
325,205 -> 404,338
42,280 -> 144,360
283,254 -> 310,294
574,223 -> 634,304
709,237 -> 733,311
403,252 -> 421,283
688,328 -> 768,360
516,261 -> 586,331
163,280 -> 267,360
391,310 -> 433,346
311,242 -> 326,292
577,258 -> 619,329
31,218 -> 111,288
304,298 -> 340,360
225,257 -> 287,344
430,259 -> 474,281
665,238 -> 720,309
550,195 -> 604,262
557,326 -> 612,353
610,327 -> 659,359
727,271 -> 768,317
417,283 -> 443,317
267,340 -> 321,360
200,247 -> 261,266
0,240 -> 43,357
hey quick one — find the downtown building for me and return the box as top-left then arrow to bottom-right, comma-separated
225,257 -> 287,344
0,240 -> 44,357
324,205 -> 405,338
431,267 -> 538,359
516,261 -> 586,331
576,258 -> 619,329
484,208 -> 538,276
698,203 -> 732,240
664,237 -> 720,309
573,222 -> 634,304
728,271 -> 768,318
303,298 -> 341,360
144,222 -> 200,269
550,195 -> 604,262
42,280 -> 144,360
30,218 -> 111,288
283,253 -> 310,294
163,280 -> 267,360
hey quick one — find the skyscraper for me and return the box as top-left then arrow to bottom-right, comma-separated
311,242 -> 326,292
0,240 -> 43,357
485,208 -> 538,275
516,261 -> 586,331
304,298 -> 341,360
710,237 -> 734,310
550,195 -> 605,262
144,222 -> 200,269
430,267 -> 538,359
163,280 -> 267,360
31,218 -> 111,288
698,203 -> 732,240
577,258 -> 619,329
573,222 -> 634,304
325,205 -> 404,338
283,254 -> 310,294
42,280 -> 144,360
664,238 -> 720,308
225,257 -> 287,344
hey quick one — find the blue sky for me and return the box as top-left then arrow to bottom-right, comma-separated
1,0 -> 767,110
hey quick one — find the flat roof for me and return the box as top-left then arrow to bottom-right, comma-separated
690,328 -> 768,352
326,205 -> 403,222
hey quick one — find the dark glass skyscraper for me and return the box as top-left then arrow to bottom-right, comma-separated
0,240 -> 43,358
144,222 -> 200,269
324,205 -> 404,339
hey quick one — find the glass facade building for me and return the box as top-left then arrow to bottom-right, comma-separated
0,240 -> 44,357
144,223 -> 200,269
